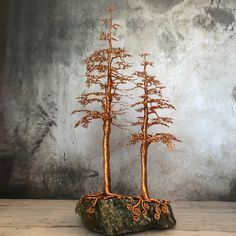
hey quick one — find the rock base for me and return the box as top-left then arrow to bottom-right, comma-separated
75,196 -> 176,235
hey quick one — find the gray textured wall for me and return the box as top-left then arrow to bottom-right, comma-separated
0,0 -> 236,200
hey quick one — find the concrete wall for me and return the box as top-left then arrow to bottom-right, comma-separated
0,0 -> 236,200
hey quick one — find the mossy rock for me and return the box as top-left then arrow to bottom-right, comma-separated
75,196 -> 176,235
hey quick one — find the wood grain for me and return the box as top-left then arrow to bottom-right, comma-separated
0,200 -> 235,236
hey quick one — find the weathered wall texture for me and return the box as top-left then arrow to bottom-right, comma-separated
0,0 -> 236,200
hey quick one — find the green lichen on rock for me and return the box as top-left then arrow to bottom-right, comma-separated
75,197 -> 176,235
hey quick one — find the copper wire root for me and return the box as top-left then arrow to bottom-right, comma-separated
126,196 -> 170,222
79,193 -> 170,220
79,192 -> 123,214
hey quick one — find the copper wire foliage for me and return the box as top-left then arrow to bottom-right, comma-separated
72,7 -> 132,207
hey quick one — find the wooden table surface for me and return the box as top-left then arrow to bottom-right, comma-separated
0,199 -> 235,236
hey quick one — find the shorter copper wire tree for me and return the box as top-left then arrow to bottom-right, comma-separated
126,53 -> 180,222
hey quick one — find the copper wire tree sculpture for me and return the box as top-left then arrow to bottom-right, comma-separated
72,7 -> 132,213
126,53 -> 180,221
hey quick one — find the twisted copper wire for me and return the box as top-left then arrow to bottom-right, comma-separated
126,196 -> 170,222
80,192 -> 170,223
80,192 -> 123,214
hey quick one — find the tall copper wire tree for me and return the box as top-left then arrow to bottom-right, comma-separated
126,53 -> 180,221
72,7 -> 132,211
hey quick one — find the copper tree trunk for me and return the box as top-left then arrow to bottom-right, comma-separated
102,9 -> 113,195
103,119 -> 111,194
141,63 -> 149,199
140,142 -> 149,199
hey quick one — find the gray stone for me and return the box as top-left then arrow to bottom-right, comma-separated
75,197 -> 176,235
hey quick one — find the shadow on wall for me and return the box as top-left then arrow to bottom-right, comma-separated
0,1 -> 10,71
220,178 -> 236,201
0,155 -> 14,197
0,153 -> 100,199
